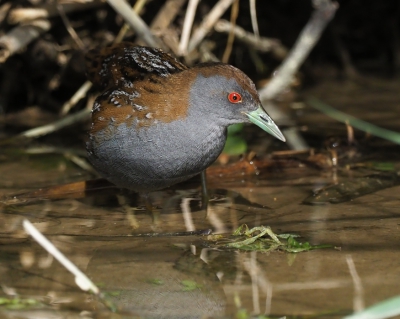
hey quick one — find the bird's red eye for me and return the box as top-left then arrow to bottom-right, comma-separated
228,92 -> 242,103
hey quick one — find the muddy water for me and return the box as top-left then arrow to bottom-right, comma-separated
1,79 -> 400,318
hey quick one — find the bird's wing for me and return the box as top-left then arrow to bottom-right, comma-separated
85,43 -> 188,90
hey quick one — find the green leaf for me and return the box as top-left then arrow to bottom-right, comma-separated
223,135 -> 247,155
181,280 -> 202,291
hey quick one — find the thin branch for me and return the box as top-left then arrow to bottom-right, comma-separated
23,220 -> 117,312
18,106 -> 91,139
181,197 -> 196,232
222,0 -> 239,63
241,254 -> 273,315
259,0 -> 338,100
151,0 -> 187,31
0,20 -> 51,63
188,0 -> 237,52
8,1 -> 103,24
56,2 -> 85,50
346,255 -> 365,312
114,0 -> 148,43
249,0 -> 259,38
0,2 -> 12,24
60,80 -> 92,115
179,0 -> 200,56
106,0 -> 163,49
149,0 -> 187,54
63,0 -> 147,116
215,19 -> 287,59
23,220 -> 100,294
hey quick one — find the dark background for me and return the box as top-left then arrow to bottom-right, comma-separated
0,0 -> 399,121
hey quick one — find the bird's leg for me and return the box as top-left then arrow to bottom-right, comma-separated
200,170 -> 209,212
117,193 -> 140,229
141,193 -> 162,231
117,191 -> 159,230
143,194 -> 153,212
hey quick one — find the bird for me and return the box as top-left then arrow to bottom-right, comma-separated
85,43 -> 285,193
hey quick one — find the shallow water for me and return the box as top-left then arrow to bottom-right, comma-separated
1,78 -> 400,318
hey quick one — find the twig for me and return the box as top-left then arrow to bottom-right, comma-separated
181,197 -> 196,232
56,3 -> 85,50
149,0 -> 187,54
0,19 -> 51,63
151,0 -> 187,31
198,41 -> 220,62
215,19 -> 287,59
259,0 -> 338,100
25,146 -> 86,157
346,255 -> 364,312
64,152 -> 98,174
222,0 -> 239,63
249,0 -> 259,38
106,0 -> 163,49
206,196 -> 229,233
241,254 -> 273,315
179,0 -> 200,56
63,0 -> 148,116
23,219 -> 99,293
279,126 -> 309,150
0,2 -> 12,24
18,106 -> 91,139
114,0 -> 147,43
188,0 -> 237,52
250,252 -> 260,314
8,1 -> 104,24
274,280 -> 346,291
23,220 -> 117,312
60,80 -> 92,115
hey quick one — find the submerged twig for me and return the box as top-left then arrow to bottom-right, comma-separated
23,220 -> 117,312
346,255 -> 365,312
241,253 -> 272,315
259,0 -> 338,100
23,220 -> 100,294
181,197 -> 196,232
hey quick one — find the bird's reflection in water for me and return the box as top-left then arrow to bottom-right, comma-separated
87,237 -> 227,318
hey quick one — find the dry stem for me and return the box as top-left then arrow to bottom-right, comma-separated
259,0 -> 338,100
